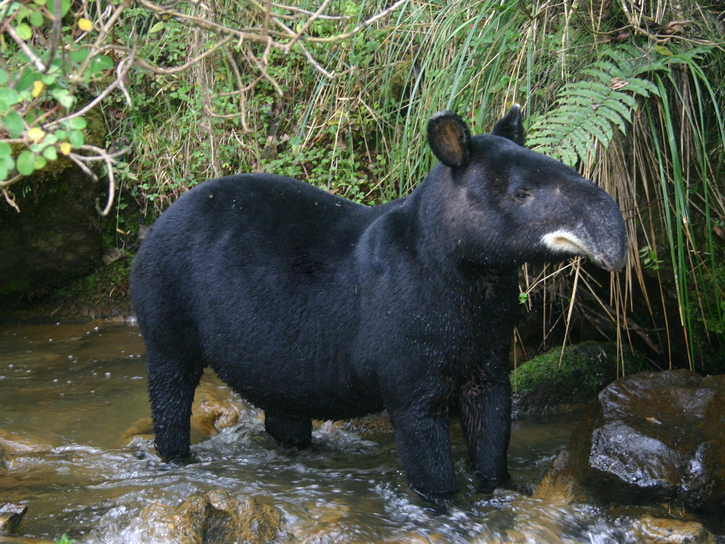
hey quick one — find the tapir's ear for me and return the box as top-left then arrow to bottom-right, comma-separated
427,111 -> 472,168
491,104 -> 525,147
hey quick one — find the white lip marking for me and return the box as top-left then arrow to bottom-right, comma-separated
541,230 -> 590,257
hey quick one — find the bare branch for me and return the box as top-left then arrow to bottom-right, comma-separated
303,0 -> 409,44
282,0 -> 333,52
73,144 -> 130,216
122,36 -> 234,75
2,188 -> 20,212
4,25 -> 47,72
0,173 -> 23,190
45,49 -> 136,131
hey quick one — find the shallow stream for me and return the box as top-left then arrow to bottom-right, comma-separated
0,322 -> 659,543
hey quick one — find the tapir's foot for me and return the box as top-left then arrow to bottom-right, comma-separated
154,453 -> 200,471
265,413 -> 312,448
412,485 -> 459,507
476,470 -> 511,494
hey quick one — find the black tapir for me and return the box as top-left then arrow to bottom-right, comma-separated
130,105 -> 627,499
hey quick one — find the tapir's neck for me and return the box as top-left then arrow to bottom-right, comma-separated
406,171 -> 517,289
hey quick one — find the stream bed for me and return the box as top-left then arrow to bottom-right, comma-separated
0,322 -> 676,543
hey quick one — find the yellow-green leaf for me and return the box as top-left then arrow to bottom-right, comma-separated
78,18 -> 93,31
32,80 -> 45,98
27,127 -> 46,143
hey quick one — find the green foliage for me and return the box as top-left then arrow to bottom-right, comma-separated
55,535 -> 74,544
0,0 -> 112,186
527,53 -> 657,166
2,0 -> 724,370
639,246 -> 663,272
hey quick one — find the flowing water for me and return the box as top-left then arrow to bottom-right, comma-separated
0,322 -> 651,543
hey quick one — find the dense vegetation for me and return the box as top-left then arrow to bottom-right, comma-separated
1,0 -> 724,370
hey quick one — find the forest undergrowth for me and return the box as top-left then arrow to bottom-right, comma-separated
2,0 -> 724,371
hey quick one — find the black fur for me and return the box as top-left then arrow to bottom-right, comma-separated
130,105 -> 627,499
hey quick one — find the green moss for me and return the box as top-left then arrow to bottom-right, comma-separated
512,341 -> 638,415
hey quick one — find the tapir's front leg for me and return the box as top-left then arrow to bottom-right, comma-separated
460,367 -> 512,492
387,406 -> 458,500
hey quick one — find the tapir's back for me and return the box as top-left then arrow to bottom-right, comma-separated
130,173 -> 393,417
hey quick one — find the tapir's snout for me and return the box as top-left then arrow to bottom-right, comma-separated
540,183 -> 628,272
585,188 -> 628,272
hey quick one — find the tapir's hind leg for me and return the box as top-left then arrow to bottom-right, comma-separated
264,413 -> 312,448
146,343 -> 204,460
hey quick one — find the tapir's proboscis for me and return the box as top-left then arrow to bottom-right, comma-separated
130,105 -> 628,500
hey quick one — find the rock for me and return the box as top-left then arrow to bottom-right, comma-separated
630,515 -> 716,544
0,430 -> 53,469
0,504 -> 56,544
0,534 -> 56,544
340,412 -> 393,436
0,168 -> 103,302
0,109 -> 106,302
535,370 -> 725,529
190,380 -> 244,438
0,504 -> 27,534
130,491 -> 281,544
511,341 -> 635,417
119,376 -> 247,448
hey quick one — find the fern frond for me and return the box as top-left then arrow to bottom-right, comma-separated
528,49 -> 657,167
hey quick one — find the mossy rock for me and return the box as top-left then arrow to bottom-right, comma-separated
511,341 -> 638,417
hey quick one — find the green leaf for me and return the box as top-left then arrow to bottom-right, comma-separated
0,155 -> 15,180
70,49 -> 89,63
0,143 -> 10,159
66,117 -> 86,130
16,22 -> 32,40
149,21 -> 165,34
33,154 -> 47,170
88,55 -> 113,76
16,150 -> 37,175
29,9 -> 44,27
42,145 -> 57,161
53,0 -> 71,17
16,69 -> 37,92
52,89 -> 75,109
0,88 -> 21,107
0,70 -> 8,85
654,45 -> 673,57
68,130 -> 84,148
3,110 -> 25,138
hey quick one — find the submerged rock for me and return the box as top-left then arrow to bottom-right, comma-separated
0,430 -> 54,471
0,504 -> 27,534
119,377 -> 248,448
0,503 -> 56,544
512,341 -> 635,417
129,491 -> 281,544
631,515 -> 716,544
0,534 -> 56,544
535,370 -> 725,530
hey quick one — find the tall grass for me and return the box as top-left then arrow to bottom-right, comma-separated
117,0 -> 725,371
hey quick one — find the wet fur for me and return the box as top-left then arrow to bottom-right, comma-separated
131,106 -> 627,499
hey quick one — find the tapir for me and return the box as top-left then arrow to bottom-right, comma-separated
130,105 -> 628,499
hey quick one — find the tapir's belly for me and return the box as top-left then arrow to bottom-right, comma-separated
201,310 -> 384,420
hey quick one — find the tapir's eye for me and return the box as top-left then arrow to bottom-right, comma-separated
513,189 -> 531,202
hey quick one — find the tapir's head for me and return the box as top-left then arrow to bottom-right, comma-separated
427,105 -> 628,271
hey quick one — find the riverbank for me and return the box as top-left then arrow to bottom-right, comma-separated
0,259 -> 135,325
